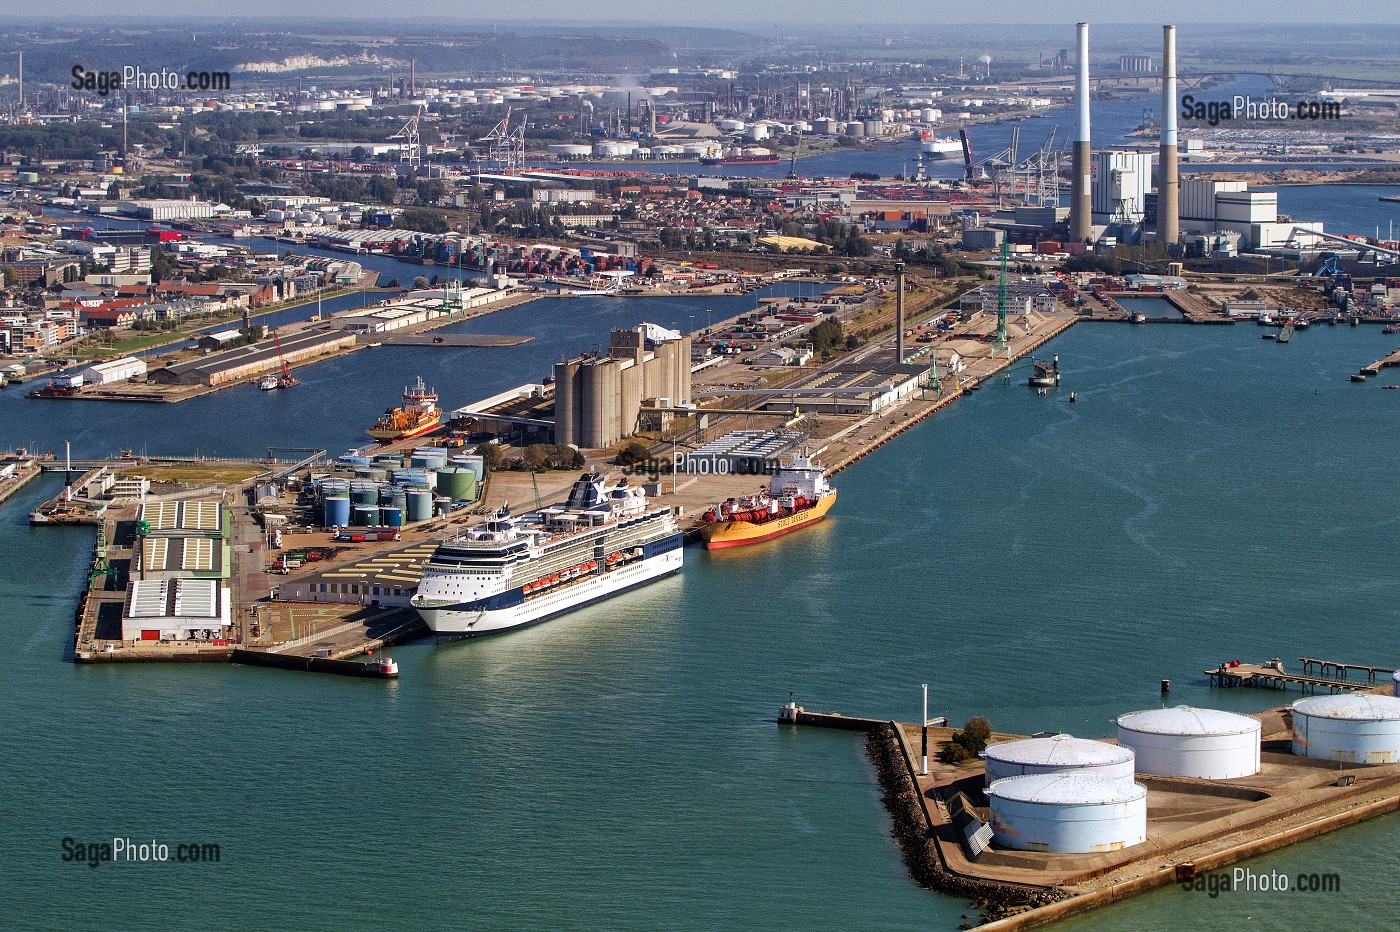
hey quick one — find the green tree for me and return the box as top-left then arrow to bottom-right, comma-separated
615,441 -> 651,468
474,442 -> 504,472
0,265 -> 15,286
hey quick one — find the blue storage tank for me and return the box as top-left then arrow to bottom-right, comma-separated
324,495 -> 351,528
382,506 -> 404,527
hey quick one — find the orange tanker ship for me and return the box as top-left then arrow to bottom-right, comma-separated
368,376 -> 441,442
697,456 -> 836,550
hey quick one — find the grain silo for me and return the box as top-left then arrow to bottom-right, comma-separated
1116,706 -> 1261,779
988,772 -> 1147,853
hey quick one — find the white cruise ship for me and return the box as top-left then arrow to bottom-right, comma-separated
410,473 -> 684,639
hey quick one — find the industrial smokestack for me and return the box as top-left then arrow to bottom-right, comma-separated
17,51 -> 22,114
1157,25 -> 1180,246
1070,23 -> 1092,243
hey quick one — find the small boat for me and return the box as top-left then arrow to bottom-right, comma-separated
1130,310 -> 1147,324
1383,325 -> 1400,335
1384,385 -> 1400,390
1262,333 -> 1276,341
1278,322 -> 1294,343
259,375 -> 280,391
1351,374 -> 1368,382
1069,391 -> 1078,403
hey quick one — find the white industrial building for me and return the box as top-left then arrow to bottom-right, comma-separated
1292,694 -> 1400,765
1177,178 -> 1325,249
982,735 -> 1135,787
1116,706 -> 1261,779
78,356 -> 146,385
117,199 -> 221,221
121,578 -> 231,642
1092,150 -> 1154,224
988,772 -> 1147,854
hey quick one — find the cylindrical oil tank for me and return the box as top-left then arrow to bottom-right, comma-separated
406,489 -> 434,522
1393,671 -> 1400,698
436,467 -> 474,501
323,495 -> 350,528
381,506 -> 404,527
434,496 -> 453,517
350,484 -> 378,506
351,504 -> 379,526
1116,706 -> 1261,779
988,773 -> 1147,854
378,486 -> 398,506
983,735 -> 1135,787
1292,694 -> 1400,764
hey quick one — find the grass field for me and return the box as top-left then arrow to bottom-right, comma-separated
119,463 -> 268,485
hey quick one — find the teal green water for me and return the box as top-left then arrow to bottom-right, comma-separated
7,321 -> 1400,928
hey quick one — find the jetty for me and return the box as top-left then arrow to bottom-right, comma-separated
1207,656 -> 1396,692
1359,346 -> 1400,379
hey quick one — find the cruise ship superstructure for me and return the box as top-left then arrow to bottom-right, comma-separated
410,473 -> 683,638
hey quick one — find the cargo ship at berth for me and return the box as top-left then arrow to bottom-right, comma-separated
410,473 -> 683,638
697,456 -> 836,550
367,376 -> 440,442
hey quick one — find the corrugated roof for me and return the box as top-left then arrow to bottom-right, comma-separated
1293,694 -> 1400,721
988,772 -> 1146,806
984,735 -> 1133,768
1117,706 -> 1261,737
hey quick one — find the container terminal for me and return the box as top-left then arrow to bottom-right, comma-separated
783,664 -> 1400,928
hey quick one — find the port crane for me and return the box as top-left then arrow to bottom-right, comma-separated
481,106 -> 526,174
388,107 -> 424,171
993,240 -> 1010,357
272,329 -> 300,389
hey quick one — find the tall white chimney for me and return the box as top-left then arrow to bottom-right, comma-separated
1157,25 -> 1180,245
1070,23 -> 1092,243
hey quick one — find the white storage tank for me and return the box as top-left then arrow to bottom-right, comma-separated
1292,694 -> 1400,764
983,734 -> 1135,787
1117,706 -> 1261,779
745,123 -> 770,142
989,772 -> 1147,854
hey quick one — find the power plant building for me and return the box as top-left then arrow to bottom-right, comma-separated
1092,151 -> 1154,225
554,324 -> 692,449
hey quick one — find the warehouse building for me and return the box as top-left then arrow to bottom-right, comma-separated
148,330 -> 355,387
121,577 -> 231,642
78,356 -> 147,385
553,324 -> 692,448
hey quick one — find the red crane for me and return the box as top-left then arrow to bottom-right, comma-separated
272,328 -> 299,389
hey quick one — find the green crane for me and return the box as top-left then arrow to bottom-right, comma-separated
993,239 -> 1010,358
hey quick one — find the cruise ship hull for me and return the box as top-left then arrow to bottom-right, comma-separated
700,493 -> 836,549
414,541 -> 683,639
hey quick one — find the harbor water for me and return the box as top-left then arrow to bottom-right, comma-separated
0,282 -> 826,460
7,320 -> 1400,927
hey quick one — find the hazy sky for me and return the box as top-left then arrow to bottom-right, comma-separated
1,1 -> 1397,24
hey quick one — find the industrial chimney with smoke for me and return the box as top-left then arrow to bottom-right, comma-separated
1157,25 -> 1180,246
1070,23 -> 1092,244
